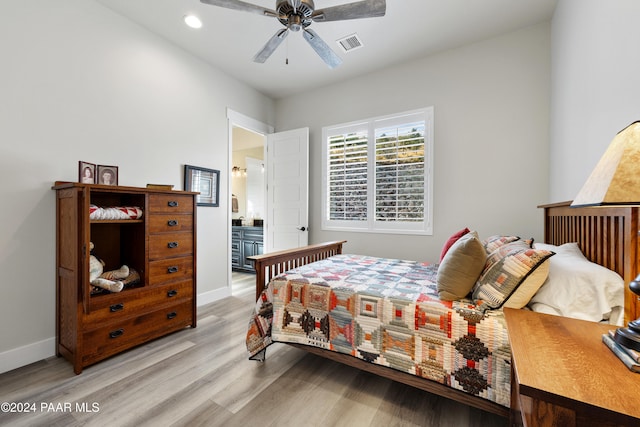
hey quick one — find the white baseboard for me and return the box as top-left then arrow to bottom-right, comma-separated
0,337 -> 56,375
197,286 -> 231,306
0,288 -> 232,375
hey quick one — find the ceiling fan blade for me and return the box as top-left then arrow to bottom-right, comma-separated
253,29 -> 289,63
200,0 -> 276,18
303,29 -> 342,69
312,0 -> 386,22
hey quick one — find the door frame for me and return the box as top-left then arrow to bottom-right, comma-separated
226,109 -> 273,292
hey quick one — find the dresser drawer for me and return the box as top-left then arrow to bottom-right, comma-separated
82,301 -> 193,366
148,194 -> 194,214
149,232 -> 193,259
148,256 -> 194,285
85,280 -> 193,323
149,214 -> 193,233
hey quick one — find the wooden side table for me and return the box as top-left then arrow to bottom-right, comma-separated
504,308 -> 640,427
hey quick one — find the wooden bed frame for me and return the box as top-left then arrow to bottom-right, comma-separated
247,202 -> 639,418
540,201 -> 639,324
249,240 -> 348,301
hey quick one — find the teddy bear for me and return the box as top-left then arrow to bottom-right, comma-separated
89,242 -> 130,293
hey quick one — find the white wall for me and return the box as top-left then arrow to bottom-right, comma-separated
275,23 -> 551,262
550,0 -> 640,201
0,0 -> 274,373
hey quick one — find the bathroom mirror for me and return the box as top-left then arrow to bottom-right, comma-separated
245,157 -> 264,222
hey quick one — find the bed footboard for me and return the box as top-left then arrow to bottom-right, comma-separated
248,240 -> 347,301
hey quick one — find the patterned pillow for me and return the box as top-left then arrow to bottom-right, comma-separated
472,241 -> 554,310
481,235 -> 520,254
502,259 -> 550,309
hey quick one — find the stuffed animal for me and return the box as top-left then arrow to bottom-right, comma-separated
89,242 -> 129,293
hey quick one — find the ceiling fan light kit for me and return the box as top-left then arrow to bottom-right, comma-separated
200,0 -> 386,68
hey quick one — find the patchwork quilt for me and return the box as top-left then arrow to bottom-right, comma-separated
246,254 -> 511,407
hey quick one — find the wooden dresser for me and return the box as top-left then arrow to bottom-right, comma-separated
504,308 -> 640,427
53,182 -> 197,374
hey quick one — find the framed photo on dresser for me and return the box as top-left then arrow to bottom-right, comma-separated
79,161 -> 96,184
97,165 -> 118,186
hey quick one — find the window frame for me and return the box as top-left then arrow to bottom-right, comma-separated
321,107 -> 434,235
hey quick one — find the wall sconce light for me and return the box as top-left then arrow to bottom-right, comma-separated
232,166 -> 247,178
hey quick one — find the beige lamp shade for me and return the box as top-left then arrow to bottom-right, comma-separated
572,121 -> 640,207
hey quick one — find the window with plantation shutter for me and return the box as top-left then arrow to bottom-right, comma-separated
327,130 -> 368,221
322,107 -> 433,235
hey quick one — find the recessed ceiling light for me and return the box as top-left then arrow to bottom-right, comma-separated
184,14 -> 202,29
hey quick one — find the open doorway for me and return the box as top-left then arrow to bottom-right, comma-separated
230,125 -> 266,296
226,110 -> 273,295
231,126 -> 265,226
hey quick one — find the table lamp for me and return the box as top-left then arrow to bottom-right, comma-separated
571,120 -> 640,350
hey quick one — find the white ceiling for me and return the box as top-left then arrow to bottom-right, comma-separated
95,0 -> 557,99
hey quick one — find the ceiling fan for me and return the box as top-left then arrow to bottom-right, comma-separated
200,0 -> 386,68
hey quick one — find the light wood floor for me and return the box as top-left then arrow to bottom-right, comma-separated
0,273 -> 507,427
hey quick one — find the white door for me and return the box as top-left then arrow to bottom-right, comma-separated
266,127 -> 309,252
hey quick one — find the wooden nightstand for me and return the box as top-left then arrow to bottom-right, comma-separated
504,308 -> 640,427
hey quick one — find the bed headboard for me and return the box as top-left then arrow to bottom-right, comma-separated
540,201 -> 639,323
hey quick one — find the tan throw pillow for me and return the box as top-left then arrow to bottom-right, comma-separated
437,231 -> 486,301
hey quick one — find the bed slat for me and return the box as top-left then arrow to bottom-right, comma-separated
248,240 -> 347,301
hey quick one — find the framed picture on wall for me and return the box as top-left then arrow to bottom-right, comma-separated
79,161 -> 96,184
184,164 -> 219,207
97,165 -> 118,186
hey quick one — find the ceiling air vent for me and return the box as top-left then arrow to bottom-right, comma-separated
337,33 -> 363,53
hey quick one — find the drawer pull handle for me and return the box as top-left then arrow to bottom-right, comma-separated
109,329 -> 124,339
110,303 -> 124,312
167,289 -> 178,297
168,220 -> 178,227
168,241 -> 179,248
167,266 -> 179,273
167,312 -> 177,320
168,201 -> 178,207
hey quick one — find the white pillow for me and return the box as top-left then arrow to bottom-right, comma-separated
529,242 -> 624,323
527,301 -> 561,317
